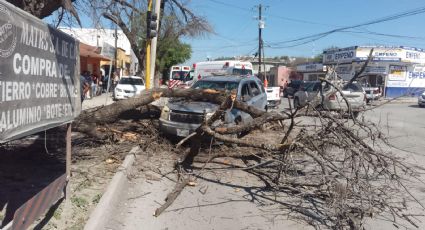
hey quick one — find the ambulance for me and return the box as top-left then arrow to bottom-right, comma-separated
168,65 -> 192,88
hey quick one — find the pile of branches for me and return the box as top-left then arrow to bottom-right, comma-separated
73,73 -> 423,229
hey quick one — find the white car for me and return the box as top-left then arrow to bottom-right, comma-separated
322,82 -> 366,117
419,92 -> 425,108
114,76 -> 145,100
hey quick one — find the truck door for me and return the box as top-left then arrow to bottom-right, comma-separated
238,82 -> 254,122
249,81 -> 266,110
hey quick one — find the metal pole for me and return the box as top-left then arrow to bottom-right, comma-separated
150,0 -> 161,88
65,123 -> 72,198
114,25 -> 118,76
145,0 -> 153,89
258,4 -> 262,78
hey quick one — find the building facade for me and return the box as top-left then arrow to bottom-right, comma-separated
296,62 -> 326,81
60,27 -> 137,77
323,46 -> 425,98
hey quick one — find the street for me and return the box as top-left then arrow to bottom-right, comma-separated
104,100 -> 425,230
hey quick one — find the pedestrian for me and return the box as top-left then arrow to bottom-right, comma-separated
83,71 -> 93,99
91,74 -> 98,98
80,74 -> 90,103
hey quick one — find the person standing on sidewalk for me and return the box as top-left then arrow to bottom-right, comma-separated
80,74 -> 90,103
91,73 -> 99,98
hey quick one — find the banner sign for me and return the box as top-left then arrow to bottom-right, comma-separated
101,42 -> 115,59
387,65 -> 425,88
296,63 -> 324,72
323,47 -> 357,64
0,1 -> 81,143
388,65 -> 407,81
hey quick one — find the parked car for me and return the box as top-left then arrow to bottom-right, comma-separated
283,80 -> 304,98
159,75 -> 267,137
293,81 -> 366,117
114,76 -> 145,100
419,91 -> 425,107
293,81 -> 322,108
322,82 -> 367,117
361,83 -> 382,103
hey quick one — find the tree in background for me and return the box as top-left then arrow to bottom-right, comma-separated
156,15 -> 192,82
91,0 -> 212,86
7,0 -> 212,87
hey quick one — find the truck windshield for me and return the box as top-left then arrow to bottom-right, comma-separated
192,81 -> 239,91
171,71 -> 191,81
232,68 -> 253,75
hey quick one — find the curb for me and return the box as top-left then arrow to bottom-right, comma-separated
84,146 -> 139,230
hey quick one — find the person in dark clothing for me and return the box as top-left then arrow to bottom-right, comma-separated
80,74 -> 89,103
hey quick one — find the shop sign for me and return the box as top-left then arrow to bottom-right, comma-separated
356,47 -> 403,62
323,47 -> 356,64
387,65 -> 425,88
388,65 -> 407,81
101,42 -> 115,59
403,50 -> 425,64
0,1 -> 81,143
296,63 -> 324,72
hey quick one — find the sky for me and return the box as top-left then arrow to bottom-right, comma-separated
46,0 -> 425,65
181,0 -> 425,64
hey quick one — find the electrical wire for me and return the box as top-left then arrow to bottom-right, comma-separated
266,5 -> 425,48
204,0 -> 342,27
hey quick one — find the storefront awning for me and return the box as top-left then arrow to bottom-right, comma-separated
79,43 -> 111,61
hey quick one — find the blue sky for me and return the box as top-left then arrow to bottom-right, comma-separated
46,0 -> 425,64
182,0 -> 425,63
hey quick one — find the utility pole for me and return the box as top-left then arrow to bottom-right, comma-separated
114,24 -> 118,75
257,4 -> 262,78
145,0 -> 153,89
149,0 -> 161,88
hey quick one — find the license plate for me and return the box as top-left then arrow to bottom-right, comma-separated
176,128 -> 189,137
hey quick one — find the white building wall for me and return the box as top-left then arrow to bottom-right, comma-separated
59,27 -> 138,69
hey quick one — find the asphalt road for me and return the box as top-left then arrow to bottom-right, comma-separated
103,99 -> 425,230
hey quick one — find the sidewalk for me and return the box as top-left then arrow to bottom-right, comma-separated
82,93 -> 115,110
382,96 -> 418,104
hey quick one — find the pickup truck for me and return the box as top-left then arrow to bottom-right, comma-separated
266,87 -> 281,109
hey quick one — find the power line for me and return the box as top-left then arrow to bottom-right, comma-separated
204,0 -> 341,27
266,5 -> 425,48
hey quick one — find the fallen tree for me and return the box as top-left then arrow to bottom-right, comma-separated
72,52 -> 424,229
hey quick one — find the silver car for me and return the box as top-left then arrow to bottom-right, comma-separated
159,76 -> 267,137
293,81 -> 366,117
419,92 -> 425,108
322,82 -> 367,116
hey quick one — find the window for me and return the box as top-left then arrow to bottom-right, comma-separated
343,83 -> 363,92
249,81 -> 261,96
171,71 -> 191,81
241,83 -> 251,97
119,78 -> 144,85
232,68 -> 253,75
192,81 -> 239,91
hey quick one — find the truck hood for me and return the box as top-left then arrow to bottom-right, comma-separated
167,100 -> 219,114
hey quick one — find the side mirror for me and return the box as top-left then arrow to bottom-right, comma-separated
242,95 -> 251,102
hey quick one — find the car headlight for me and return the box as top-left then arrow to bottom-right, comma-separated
205,112 -> 215,120
116,88 -> 122,92
160,105 -> 170,120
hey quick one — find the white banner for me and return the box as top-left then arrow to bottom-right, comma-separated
387,65 -> 425,87
323,47 -> 356,64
